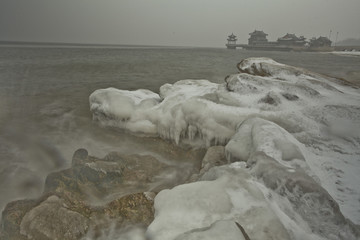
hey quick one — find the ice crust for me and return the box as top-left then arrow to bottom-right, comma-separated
147,169 -> 291,240
90,58 -> 360,239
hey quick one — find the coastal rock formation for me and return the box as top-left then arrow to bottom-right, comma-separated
249,152 -> 360,239
147,165 -> 292,240
20,195 -> 89,240
89,58 -> 360,239
1,192 -> 155,240
237,57 -> 321,80
89,58 -> 354,150
146,118 -> 359,240
0,149 -> 163,240
2,58 -> 359,240
44,149 -> 167,200
225,117 -> 305,165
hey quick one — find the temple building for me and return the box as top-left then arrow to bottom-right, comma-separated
226,33 -> 237,49
225,30 -> 333,51
248,30 -> 268,45
309,36 -> 332,47
277,33 -> 307,46
227,33 -> 237,45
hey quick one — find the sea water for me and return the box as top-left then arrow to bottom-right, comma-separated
0,45 -> 360,214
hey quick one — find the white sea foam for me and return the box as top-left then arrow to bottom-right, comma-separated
331,51 -> 360,57
90,58 -> 360,239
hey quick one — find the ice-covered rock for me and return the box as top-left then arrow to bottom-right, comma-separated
90,79 -> 244,146
249,152 -> 360,240
147,152 -> 359,240
90,58 -> 347,148
225,117 -> 305,167
237,57 -> 307,77
88,57 -> 360,238
238,57 -> 324,83
147,165 -> 291,240
90,88 -> 161,135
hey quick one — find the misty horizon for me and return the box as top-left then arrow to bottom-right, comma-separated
1,0 -> 360,48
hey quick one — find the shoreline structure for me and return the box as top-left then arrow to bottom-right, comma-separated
226,30 -> 360,52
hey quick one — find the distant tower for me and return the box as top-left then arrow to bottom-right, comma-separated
226,33 -> 237,49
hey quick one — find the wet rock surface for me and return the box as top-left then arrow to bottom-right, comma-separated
0,148 -> 178,240
1,192 -> 155,240
20,195 -> 89,240
44,149 -> 174,201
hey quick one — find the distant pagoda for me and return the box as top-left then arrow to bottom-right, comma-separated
226,33 -> 237,49
227,33 -> 237,44
248,30 -> 268,45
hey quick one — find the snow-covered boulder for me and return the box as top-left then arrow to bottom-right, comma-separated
248,152 -> 360,240
225,117 -> 305,166
90,58 -> 349,148
147,165 -> 291,240
90,88 -> 161,135
89,58 -> 360,238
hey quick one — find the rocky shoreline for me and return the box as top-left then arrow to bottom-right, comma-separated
0,147 -> 207,240
2,145 -> 359,239
2,58 -> 360,240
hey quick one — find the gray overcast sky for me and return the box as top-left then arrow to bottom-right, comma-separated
0,0 -> 359,47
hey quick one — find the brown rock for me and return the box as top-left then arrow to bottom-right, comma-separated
0,149 -> 163,240
1,192 -> 155,240
19,195 -> 89,240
